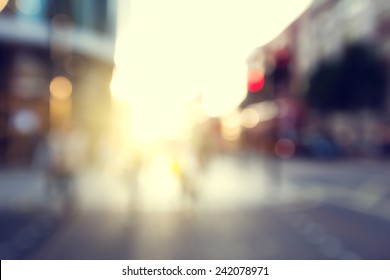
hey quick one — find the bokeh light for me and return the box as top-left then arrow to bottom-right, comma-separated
274,138 -> 295,158
50,76 -> 72,100
221,113 -> 242,141
15,0 -> 42,15
11,109 -> 40,134
51,13 -> 74,30
241,108 -> 260,128
250,101 -> 279,122
248,69 -> 265,92
0,0 -> 8,12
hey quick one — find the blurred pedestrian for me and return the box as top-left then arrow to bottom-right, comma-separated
44,122 -> 88,216
170,142 -> 199,210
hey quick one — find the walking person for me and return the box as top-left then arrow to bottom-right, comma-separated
44,122 -> 88,216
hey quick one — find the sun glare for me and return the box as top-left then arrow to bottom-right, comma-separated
111,0 -> 312,144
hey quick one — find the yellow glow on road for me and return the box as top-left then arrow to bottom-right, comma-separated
138,151 -> 182,212
111,0 -> 312,143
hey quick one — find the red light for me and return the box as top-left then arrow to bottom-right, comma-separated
274,138 -> 295,158
248,69 -> 264,93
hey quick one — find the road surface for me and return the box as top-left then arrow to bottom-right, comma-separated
2,154 -> 390,259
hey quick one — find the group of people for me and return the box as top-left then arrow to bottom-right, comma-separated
32,120 -> 216,215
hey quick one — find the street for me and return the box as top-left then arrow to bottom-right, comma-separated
2,154 -> 390,259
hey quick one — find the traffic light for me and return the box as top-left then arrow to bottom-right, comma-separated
248,69 -> 265,93
272,48 -> 291,89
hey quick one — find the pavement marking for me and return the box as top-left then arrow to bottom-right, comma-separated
278,211 -> 361,260
277,179 -> 390,224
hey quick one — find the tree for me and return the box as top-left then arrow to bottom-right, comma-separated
305,41 -> 388,114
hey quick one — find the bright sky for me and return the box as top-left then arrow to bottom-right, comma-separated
111,0 -> 312,143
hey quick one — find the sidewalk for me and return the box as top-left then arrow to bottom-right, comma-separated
0,169 -> 75,259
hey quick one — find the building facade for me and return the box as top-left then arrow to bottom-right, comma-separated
295,0 -> 390,75
0,0 -> 117,166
